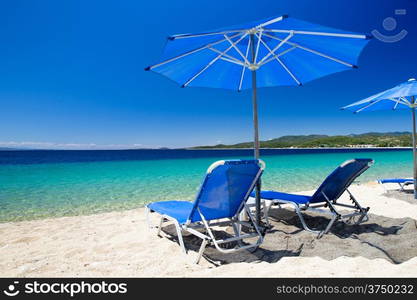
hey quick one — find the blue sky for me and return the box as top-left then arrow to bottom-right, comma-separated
0,0 -> 416,149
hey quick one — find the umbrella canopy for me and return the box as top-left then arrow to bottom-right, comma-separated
146,14 -> 371,225
342,78 -> 417,198
146,15 -> 370,89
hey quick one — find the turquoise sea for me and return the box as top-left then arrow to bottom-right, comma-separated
0,149 -> 412,222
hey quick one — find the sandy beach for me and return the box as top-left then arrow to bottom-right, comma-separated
1,182 -> 417,277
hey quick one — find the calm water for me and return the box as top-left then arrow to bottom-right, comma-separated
0,149 -> 412,222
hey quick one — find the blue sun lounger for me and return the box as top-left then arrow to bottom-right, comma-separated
146,159 -> 265,263
251,159 -> 374,238
377,178 -> 414,192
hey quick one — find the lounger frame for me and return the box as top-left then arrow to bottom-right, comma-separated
263,188 -> 369,238
146,160 -> 265,264
378,179 -> 414,192
256,159 -> 372,238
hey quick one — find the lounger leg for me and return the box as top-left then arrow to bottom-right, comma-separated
146,208 -> 164,232
355,209 -> 369,224
345,189 -> 369,224
263,200 -> 272,227
231,220 -> 249,248
232,221 -> 241,238
318,213 -> 339,238
174,222 -> 187,254
145,207 -> 152,229
156,216 -> 164,236
290,203 -> 321,234
195,239 -> 208,264
356,213 -> 367,224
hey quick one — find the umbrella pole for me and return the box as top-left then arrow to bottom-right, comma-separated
250,33 -> 262,225
412,99 -> 417,199
252,71 -> 262,225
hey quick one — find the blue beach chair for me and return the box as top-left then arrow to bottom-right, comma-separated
252,159 -> 374,238
377,178 -> 414,192
146,159 -> 265,263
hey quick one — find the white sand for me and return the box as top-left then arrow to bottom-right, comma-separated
1,183 -> 417,277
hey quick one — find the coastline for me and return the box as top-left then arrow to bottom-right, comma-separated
2,182 -> 417,277
0,146 -> 413,151
188,147 -> 412,150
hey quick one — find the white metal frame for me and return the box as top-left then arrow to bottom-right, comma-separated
350,97 -> 416,113
146,160 -> 265,264
249,159 -> 373,238
256,189 -> 369,238
378,179 -> 414,193
145,15 -> 368,90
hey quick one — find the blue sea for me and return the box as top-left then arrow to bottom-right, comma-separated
0,148 -> 412,222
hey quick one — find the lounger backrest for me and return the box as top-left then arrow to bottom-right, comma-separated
188,160 -> 263,222
310,158 -> 373,203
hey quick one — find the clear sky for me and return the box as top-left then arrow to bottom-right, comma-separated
0,0 -> 416,149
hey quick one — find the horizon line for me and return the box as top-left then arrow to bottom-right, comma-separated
0,130 -> 412,150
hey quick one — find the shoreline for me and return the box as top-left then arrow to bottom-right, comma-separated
0,177 -> 396,224
0,177 -> 409,224
1,182 -> 417,277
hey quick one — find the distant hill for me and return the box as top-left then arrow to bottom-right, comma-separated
348,131 -> 411,137
192,132 -> 413,149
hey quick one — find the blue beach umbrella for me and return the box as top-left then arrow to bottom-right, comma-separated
145,15 -> 371,225
342,78 -> 417,198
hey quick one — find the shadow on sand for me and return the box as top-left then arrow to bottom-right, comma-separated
383,189 -> 417,205
159,208 -> 417,266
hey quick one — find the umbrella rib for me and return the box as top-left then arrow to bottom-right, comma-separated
208,47 -> 246,66
256,15 -> 287,28
169,15 -> 287,40
146,32 -> 243,70
170,29 -> 246,40
388,97 -> 410,107
224,34 -> 251,65
275,57 -> 301,85
254,31 -> 262,63
393,98 -> 401,110
263,32 -> 356,68
400,97 -> 412,106
260,46 -> 296,66
353,99 -> 384,113
238,37 -> 251,91
343,97 -> 411,111
218,56 -> 245,66
182,33 -> 248,87
257,31 -> 293,64
257,34 -> 301,85
263,29 -> 368,39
